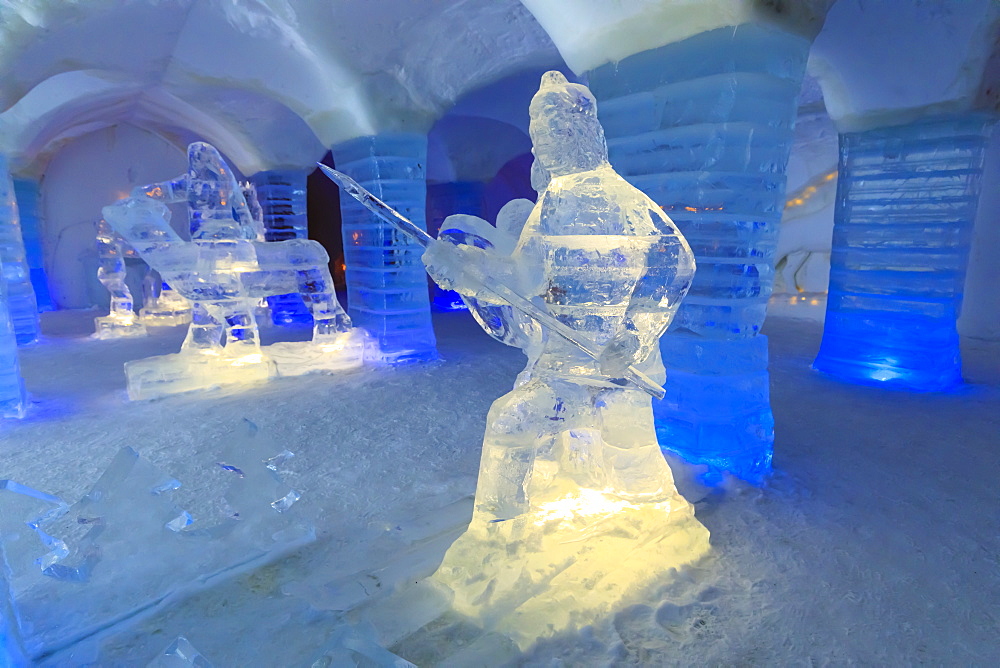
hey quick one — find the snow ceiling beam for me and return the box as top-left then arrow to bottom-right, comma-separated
520,0 -> 832,74
809,0 -> 1000,132
0,0 -> 564,166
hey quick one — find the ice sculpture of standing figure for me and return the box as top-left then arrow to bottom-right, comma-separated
92,217 -> 148,339
423,72 -> 709,644
103,143 -> 363,400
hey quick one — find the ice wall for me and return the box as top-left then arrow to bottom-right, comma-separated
250,169 -> 312,326
332,134 -> 437,364
11,179 -> 51,311
589,23 -> 811,482
0,157 -> 38,345
813,114 -> 993,390
40,124 -> 187,310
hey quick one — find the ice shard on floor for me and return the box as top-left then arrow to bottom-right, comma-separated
813,114 -> 993,390
422,72 -> 709,646
103,142 -> 364,400
332,134 -> 438,364
0,425 -> 313,663
0,156 -> 39,346
587,23 -> 813,483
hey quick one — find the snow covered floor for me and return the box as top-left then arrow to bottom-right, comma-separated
2,305 -> 999,665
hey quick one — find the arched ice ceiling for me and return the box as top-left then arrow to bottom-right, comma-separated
0,0 -> 563,175
2,0 -> 1000,177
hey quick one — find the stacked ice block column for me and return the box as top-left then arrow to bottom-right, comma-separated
12,179 -> 52,312
0,159 -> 39,346
0,260 -> 27,418
249,169 -> 313,326
813,115 -> 993,390
589,24 -> 810,482
332,134 -> 437,363
426,181 -> 486,311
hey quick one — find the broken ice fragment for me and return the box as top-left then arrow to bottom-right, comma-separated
147,636 -> 214,667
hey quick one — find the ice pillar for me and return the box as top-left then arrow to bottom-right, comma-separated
1,260 -> 27,419
11,179 -> 51,313
331,134 -> 437,364
588,24 -> 811,482
0,159 -> 39,346
249,169 -> 312,326
813,115 -> 993,390
426,181 -> 485,311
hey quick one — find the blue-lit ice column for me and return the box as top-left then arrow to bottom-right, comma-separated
250,169 -> 313,326
0,160 -> 39,346
0,260 -> 27,418
12,179 -> 52,312
589,25 -> 810,482
427,181 -> 485,311
814,115 -> 993,390
332,134 -> 437,363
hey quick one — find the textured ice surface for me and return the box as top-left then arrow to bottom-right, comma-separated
0,157 -> 38,346
0,259 -> 26,418
0,425 -> 313,662
814,114 -> 992,390
104,142 -> 361,399
423,72 -> 709,644
589,24 -> 810,482
333,133 -> 438,364
92,217 -> 149,339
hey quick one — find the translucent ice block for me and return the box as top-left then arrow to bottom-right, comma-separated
333,134 -> 437,364
0,158 -> 39,346
814,114 -> 992,391
589,24 -> 809,482
0,261 -> 26,419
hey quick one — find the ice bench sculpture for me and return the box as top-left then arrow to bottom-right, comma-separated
102,143 -> 364,400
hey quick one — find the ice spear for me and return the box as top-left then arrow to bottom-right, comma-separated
318,164 -> 667,400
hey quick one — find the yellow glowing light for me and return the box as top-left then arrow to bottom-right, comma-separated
319,342 -> 345,353
532,488 -> 650,526
229,353 -> 264,367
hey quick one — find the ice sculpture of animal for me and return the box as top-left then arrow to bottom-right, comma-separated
102,143 -> 363,400
420,72 -> 710,644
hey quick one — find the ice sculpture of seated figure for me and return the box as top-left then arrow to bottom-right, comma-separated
102,143 -> 363,400
422,72 -> 710,645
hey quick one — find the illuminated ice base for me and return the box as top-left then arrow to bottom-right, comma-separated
125,331 -> 366,401
93,314 -> 148,340
432,486 -> 710,649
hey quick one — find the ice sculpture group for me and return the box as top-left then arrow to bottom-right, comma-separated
101,142 -> 365,399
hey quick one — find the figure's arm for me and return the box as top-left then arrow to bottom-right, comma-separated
131,175 -> 189,203
599,204 -> 696,377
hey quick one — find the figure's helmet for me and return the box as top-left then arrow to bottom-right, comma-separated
528,71 -> 608,183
